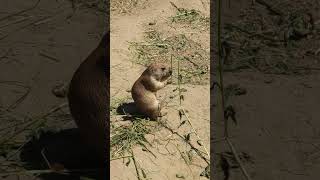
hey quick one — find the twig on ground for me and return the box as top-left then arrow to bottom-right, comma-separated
6,86 -> 31,111
175,144 -> 195,179
158,120 -> 210,164
0,8 -> 66,41
39,52 -> 60,63
41,148 -> 52,169
256,0 -> 283,16
169,2 -> 180,11
110,155 -> 133,161
0,80 -> 31,111
226,138 -> 252,180
216,0 -> 252,179
5,137 -> 32,161
0,168 -> 103,177
0,0 -> 41,22
0,16 -> 31,29
130,149 -> 142,180
0,102 -> 68,146
180,108 -> 210,160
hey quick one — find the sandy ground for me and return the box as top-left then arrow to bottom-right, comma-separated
212,0 -> 320,180
110,0 -> 210,180
3,1 -> 319,180
0,0 -> 106,179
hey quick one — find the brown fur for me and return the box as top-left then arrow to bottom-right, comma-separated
67,33 -> 109,163
131,63 -> 172,120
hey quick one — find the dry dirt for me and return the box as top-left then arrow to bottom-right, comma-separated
4,1 -> 319,180
212,0 -> 320,180
110,0 -> 210,180
0,0 -> 106,179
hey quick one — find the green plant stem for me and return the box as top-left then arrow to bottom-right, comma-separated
226,138 -> 252,180
0,102 -> 68,146
181,108 -> 210,159
131,149 -> 142,180
216,0 -> 228,138
178,57 -> 182,106
0,168 -> 103,177
110,155 -> 133,161
216,1 -> 252,179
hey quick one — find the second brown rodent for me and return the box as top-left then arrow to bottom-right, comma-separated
67,33 -> 109,163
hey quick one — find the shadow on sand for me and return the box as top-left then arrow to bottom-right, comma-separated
20,128 -> 107,180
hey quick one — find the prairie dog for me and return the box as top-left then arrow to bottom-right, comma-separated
131,63 -> 172,120
67,33 -> 109,163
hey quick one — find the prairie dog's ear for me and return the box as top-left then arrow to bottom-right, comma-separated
147,64 -> 157,73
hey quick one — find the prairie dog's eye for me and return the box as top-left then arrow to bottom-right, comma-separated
161,67 -> 166,71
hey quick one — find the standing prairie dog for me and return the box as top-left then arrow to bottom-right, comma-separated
131,63 -> 172,120
68,33 -> 109,163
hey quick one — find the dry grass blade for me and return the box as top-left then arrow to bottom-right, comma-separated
111,0 -> 148,14
226,138 -> 252,180
0,16 -> 31,29
0,0 -> 41,22
0,168 -> 104,177
130,149 -> 142,180
110,117 -> 157,159
129,31 -> 209,85
169,3 -> 209,30
110,155 -> 132,161
0,102 -> 68,146
215,0 -> 252,179
180,108 -> 210,160
0,8 -> 66,41
0,81 -> 31,111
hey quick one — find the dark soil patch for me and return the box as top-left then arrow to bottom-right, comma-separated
212,0 -> 320,180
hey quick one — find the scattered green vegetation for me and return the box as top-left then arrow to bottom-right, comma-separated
110,0 -> 148,14
169,6 -> 209,30
110,97 -> 160,160
219,0 -> 319,75
110,118 -> 159,159
129,30 -> 209,85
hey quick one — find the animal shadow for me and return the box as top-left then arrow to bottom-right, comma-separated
20,128 -> 107,180
116,102 -> 148,121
